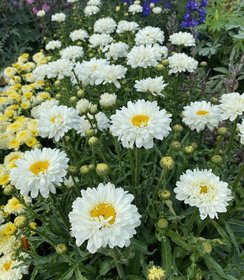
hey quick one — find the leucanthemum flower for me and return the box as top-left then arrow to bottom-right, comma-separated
101,64 -> 127,89
128,4 -> 143,13
168,53 -> 198,74
0,253 -> 29,280
94,17 -> 117,34
135,26 -> 164,45
37,105 -> 82,141
237,120 -> 244,144
51,13 -> 66,22
110,99 -> 172,149
182,101 -> 221,132
84,5 -> 100,16
99,93 -> 117,108
70,29 -> 89,42
135,76 -> 167,97
169,31 -> 195,47
174,169 -> 232,220
89,34 -> 113,48
60,46 -> 84,61
219,92 -> 244,121
69,182 -> 141,254
103,42 -> 129,60
127,45 -> 162,69
45,40 -> 62,51
116,20 -> 139,34
10,148 -> 69,198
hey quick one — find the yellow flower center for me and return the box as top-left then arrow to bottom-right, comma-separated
29,161 -> 49,175
200,185 -> 208,194
131,114 -> 150,127
3,261 -> 12,271
90,203 -> 116,225
196,110 -> 209,116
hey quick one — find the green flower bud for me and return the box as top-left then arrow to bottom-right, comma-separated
170,141 -> 181,150
55,93 -> 61,99
88,164 -> 95,171
160,156 -> 174,170
184,146 -> 194,154
191,142 -> 198,150
161,59 -> 169,66
211,155 -> 223,165
200,61 -> 208,67
158,190 -> 171,200
202,241 -> 212,254
173,124 -> 183,133
147,265 -> 166,280
55,243 -> 67,254
157,218 -> 168,229
14,215 -> 28,229
3,184 -> 14,196
96,163 -> 109,176
88,136 -> 99,147
85,129 -> 95,137
79,165 -> 90,175
68,165 -> 77,175
156,64 -> 164,71
218,127 -> 228,135
77,89 -> 84,97
69,96 -> 77,103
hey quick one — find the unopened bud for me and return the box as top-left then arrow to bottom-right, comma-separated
85,129 -> 95,137
3,185 -> 14,196
200,61 -> 207,67
202,242 -> 212,254
147,265 -> 166,280
77,89 -> 84,97
159,190 -> 171,200
184,146 -> 194,154
173,124 -> 183,133
161,59 -> 169,66
89,104 -> 98,115
79,165 -> 90,175
170,141 -> 181,150
88,136 -> 99,147
68,165 -> 77,175
55,93 -> 61,99
96,163 -> 109,176
55,243 -> 67,254
14,215 -> 28,228
160,156 -> 174,170
156,64 -> 164,71
191,142 -> 198,150
69,96 -> 77,103
88,164 -> 95,171
218,127 -> 228,135
211,155 -> 223,165
157,218 -> 168,229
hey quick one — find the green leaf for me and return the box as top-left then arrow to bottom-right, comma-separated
166,230 -> 190,251
204,256 -> 238,280
58,267 -> 74,280
74,265 -> 88,280
99,259 -> 115,276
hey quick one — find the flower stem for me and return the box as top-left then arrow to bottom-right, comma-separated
232,163 -> 244,189
113,248 -> 126,280
226,117 -> 239,156
134,147 -> 141,189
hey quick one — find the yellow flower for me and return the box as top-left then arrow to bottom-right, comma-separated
37,91 -> 50,101
0,173 -> 10,186
4,67 -> 16,78
26,137 -> 38,147
23,91 -> 33,99
16,130 -> 31,143
7,138 -> 20,150
18,53 -> 29,63
147,265 -> 166,280
14,76 -> 21,83
22,62 -> 35,72
8,92 -> 21,102
20,101 -> 31,110
4,110 -> 15,119
33,80 -> 45,89
4,152 -> 23,169
29,222 -> 37,230
7,122 -> 22,133
33,51 -> 46,65
21,85 -> 33,93
0,222 -> 17,235
4,197 -> 24,215
24,73 -> 34,83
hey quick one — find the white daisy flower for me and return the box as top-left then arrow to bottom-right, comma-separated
182,101 -> 221,132
128,4 -> 143,13
101,64 -> 127,89
45,40 -> 62,51
69,182 -> 141,254
135,26 -> 164,45
0,253 -> 29,280
70,29 -> 89,42
60,46 -> 84,61
51,13 -> 66,22
135,76 -> 167,97
37,105 -> 82,141
99,93 -> 117,108
103,42 -> 129,60
31,100 -> 59,118
174,169 -> 232,220
74,58 -> 109,86
84,5 -> 100,16
76,116 -> 91,136
87,0 -> 101,5
127,45 -> 162,69
168,53 -> 198,74
89,34 -> 113,49
219,92 -> 244,121
237,120 -> 244,144
169,32 -> 195,47
94,112 -> 110,131
110,99 -> 172,149
152,7 -> 162,14
116,20 -> 139,34
94,17 -> 117,34
0,210 -> 4,225
10,148 -> 69,198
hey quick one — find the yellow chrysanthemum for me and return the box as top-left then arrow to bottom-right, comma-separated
0,173 -> 10,186
7,123 -> 22,133
20,102 -> 31,110
7,138 -> 20,150
4,152 -> 23,169
4,67 -> 16,78
23,91 -> 33,99
26,137 -> 38,147
0,222 -> 17,236
16,130 -> 32,143
4,197 -> 24,215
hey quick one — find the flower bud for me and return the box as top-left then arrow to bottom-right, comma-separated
76,98 -> 91,115
147,265 -> 166,280
202,241 -> 212,254
77,89 -> 84,97
161,59 -> 168,66
55,243 -> 67,254
184,146 -> 194,154
96,163 -> 109,176
173,124 -> 183,133
13,240 -> 22,250
191,142 -> 198,150
3,184 -> 14,196
157,218 -> 168,229
68,165 -> 78,175
14,215 -> 28,229
55,93 -> 61,99
89,104 -> 98,115
69,96 -> 77,103
170,141 -> 181,150
158,190 -> 171,200
88,164 -> 95,171
85,129 -> 95,137
200,61 -> 208,67
115,6 -> 120,11
150,3 -> 155,8
29,222 -> 37,230
80,165 -> 90,175
160,156 -> 174,170
211,155 -> 223,165
88,136 -> 99,147
54,80 -> 61,86
218,127 -> 228,135
156,64 -> 164,71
